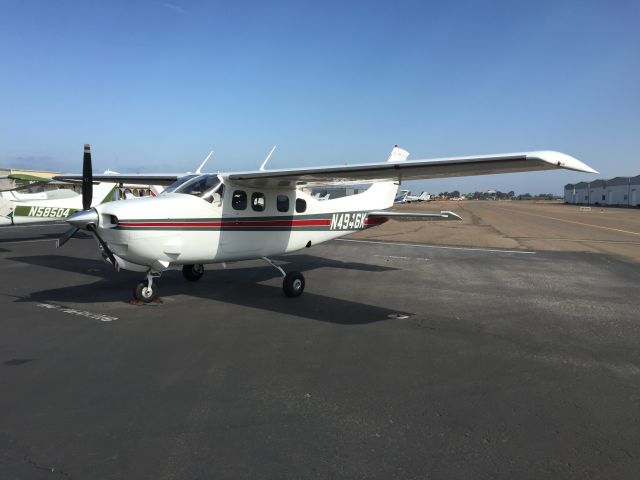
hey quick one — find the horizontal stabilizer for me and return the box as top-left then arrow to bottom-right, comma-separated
368,210 -> 462,221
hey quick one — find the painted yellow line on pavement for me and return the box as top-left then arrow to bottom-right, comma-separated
491,206 -> 640,237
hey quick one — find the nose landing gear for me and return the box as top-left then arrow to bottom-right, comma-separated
133,270 -> 161,303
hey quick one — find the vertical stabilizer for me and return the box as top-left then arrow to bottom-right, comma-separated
364,145 -> 409,209
387,145 -> 410,163
91,182 -> 118,206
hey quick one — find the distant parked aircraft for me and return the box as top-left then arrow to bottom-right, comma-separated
394,190 -> 410,203
406,191 -> 431,202
395,190 -> 431,203
0,180 -> 117,226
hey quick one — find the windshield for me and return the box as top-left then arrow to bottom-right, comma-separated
163,175 -> 198,194
163,174 -> 221,197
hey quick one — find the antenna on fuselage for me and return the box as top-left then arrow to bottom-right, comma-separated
195,150 -> 213,174
259,145 -> 277,171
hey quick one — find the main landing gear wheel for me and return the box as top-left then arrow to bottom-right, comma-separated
182,264 -> 204,281
134,280 -> 159,303
283,271 -> 305,297
261,257 -> 306,298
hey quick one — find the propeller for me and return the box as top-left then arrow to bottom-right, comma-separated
56,144 -> 92,248
56,145 -> 117,267
88,224 -> 117,266
56,224 -> 79,248
82,143 -> 93,210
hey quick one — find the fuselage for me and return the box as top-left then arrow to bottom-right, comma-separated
94,180 -> 397,271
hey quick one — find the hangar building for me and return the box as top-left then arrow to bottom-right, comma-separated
565,175 -> 640,207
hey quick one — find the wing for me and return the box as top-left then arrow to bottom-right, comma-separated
0,180 -> 51,192
53,173 -> 183,186
223,151 -> 597,188
0,172 -> 54,192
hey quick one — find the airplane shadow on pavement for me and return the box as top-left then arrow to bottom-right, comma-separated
9,254 -> 409,325
0,231 -> 92,244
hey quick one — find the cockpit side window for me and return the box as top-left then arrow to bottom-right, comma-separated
204,184 -> 224,204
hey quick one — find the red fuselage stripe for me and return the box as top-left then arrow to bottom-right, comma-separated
117,219 -> 332,228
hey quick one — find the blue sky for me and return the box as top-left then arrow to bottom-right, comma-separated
1,0 -> 638,194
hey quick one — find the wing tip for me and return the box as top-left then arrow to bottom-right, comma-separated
441,210 -> 462,221
528,151 -> 598,174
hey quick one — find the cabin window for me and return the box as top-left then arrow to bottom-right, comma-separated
277,195 -> 289,212
232,190 -> 247,210
295,198 -> 307,213
251,192 -> 266,212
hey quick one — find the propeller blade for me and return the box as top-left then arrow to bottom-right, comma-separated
88,224 -> 117,266
56,226 -> 79,248
82,144 -> 93,211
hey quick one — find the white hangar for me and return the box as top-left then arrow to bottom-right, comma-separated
565,175 -> 640,206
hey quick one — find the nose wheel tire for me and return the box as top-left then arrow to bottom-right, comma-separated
134,280 -> 159,303
283,271 -> 305,297
182,264 -> 205,281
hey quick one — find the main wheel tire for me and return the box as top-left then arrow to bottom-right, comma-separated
133,280 -> 158,303
182,264 -> 205,281
283,271 -> 305,297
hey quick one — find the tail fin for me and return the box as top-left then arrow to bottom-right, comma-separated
325,146 -> 409,211
363,146 -> 409,209
90,182 -> 118,206
387,145 -> 410,163
0,198 -> 14,223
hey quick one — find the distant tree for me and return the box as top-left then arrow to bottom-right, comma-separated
542,193 -> 555,200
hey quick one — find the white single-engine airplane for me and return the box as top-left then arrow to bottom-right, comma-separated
0,150 -> 216,226
56,144 -> 596,302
